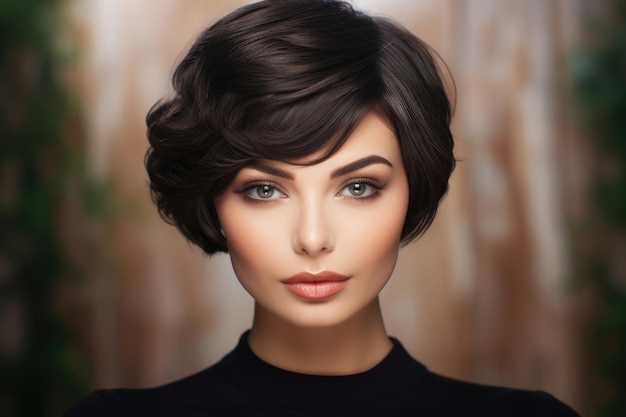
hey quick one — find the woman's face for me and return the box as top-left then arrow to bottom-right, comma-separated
214,112 -> 409,328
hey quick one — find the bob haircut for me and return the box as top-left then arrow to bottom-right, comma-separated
145,0 -> 456,255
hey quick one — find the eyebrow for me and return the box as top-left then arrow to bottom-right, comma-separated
248,155 -> 393,180
248,163 -> 294,179
330,155 -> 393,179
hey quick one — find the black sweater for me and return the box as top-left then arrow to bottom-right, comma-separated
64,332 -> 580,416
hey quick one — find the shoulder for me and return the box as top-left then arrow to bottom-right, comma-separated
63,390 -> 126,417
62,364 -> 233,417
419,373 -> 580,417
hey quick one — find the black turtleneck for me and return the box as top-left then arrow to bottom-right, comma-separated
64,331 -> 579,416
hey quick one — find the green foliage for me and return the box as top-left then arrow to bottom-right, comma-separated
569,1 -> 626,415
0,0 -> 93,415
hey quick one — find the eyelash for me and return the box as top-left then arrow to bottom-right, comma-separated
339,177 -> 386,201
233,181 -> 286,205
232,178 -> 387,204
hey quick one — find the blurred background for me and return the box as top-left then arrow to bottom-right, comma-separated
1,0 -> 625,415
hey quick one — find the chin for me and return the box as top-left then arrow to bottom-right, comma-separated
285,314 -> 352,329
267,298 -> 376,330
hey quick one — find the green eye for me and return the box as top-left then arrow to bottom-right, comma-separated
234,182 -> 285,202
347,183 -> 366,196
255,185 -> 275,199
339,179 -> 385,200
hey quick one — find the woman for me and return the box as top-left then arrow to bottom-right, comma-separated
66,0 -> 579,415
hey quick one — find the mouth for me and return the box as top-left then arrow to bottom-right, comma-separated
281,271 -> 351,300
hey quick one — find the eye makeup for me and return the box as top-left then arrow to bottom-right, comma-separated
337,177 -> 387,201
233,181 -> 287,204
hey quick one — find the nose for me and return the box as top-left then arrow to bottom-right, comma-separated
292,199 -> 335,257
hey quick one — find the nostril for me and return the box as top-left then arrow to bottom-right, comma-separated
292,202 -> 335,256
293,230 -> 335,257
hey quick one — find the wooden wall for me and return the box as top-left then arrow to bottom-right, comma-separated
65,0 -> 589,413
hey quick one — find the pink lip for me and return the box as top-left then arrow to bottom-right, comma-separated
281,271 -> 350,300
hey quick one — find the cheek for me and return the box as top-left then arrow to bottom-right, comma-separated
339,188 -> 408,270
355,185 -> 408,238
369,205 -> 406,262
217,203 -> 284,277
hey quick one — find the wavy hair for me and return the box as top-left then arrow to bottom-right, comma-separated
145,0 -> 455,255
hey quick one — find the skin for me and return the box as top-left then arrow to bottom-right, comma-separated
214,112 -> 409,375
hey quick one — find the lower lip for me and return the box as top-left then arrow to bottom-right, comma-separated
283,280 -> 349,300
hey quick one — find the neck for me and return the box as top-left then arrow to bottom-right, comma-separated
247,297 -> 392,375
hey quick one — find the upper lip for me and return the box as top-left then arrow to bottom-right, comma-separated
281,271 -> 350,283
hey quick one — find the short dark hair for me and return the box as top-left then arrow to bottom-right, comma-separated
145,0 -> 455,255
